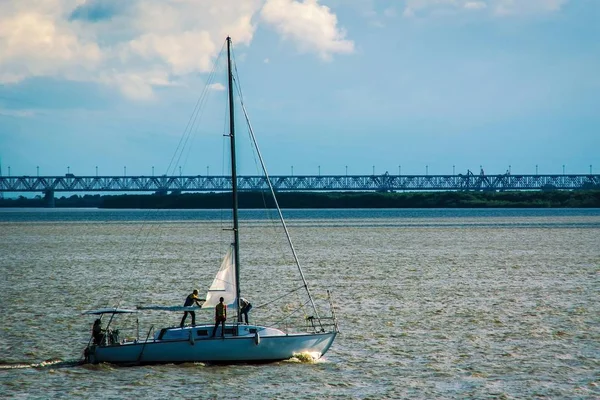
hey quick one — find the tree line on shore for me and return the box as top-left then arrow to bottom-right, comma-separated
2,190 -> 600,208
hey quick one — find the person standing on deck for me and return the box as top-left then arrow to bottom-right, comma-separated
180,289 -> 204,328
211,297 -> 227,338
92,319 -> 105,345
240,297 -> 252,324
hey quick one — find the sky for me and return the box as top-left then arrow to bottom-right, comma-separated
1,0 -> 599,179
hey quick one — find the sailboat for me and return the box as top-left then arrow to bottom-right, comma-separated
82,37 -> 338,365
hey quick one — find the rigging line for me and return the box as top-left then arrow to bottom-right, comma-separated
111,46 -> 228,310
234,75 -> 289,269
264,298 -> 313,329
229,44 -> 321,320
151,47 -> 226,280
238,100 -> 321,321
110,209 -> 166,309
89,48 -> 230,313
166,88 -> 202,175
230,49 -> 281,231
230,47 -> 306,305
172,67 -> 217,175
229,78 -> 289,266
251,285 -> 305,309
178,59 -> 223,174
167,41 -> 226,176
169,41 -> 224,174
216,95 -> 231,261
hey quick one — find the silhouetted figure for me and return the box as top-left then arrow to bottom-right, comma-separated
92,319 -> 105,345
211,297 -> 227,338
240,297 -> 252,324
180,289 -> 204,328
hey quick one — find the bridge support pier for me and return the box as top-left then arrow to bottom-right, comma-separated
44,190 -> 55,208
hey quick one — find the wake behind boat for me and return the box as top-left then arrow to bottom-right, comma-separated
82,37 -> 338,365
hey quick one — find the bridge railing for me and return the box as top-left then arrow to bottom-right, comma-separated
1,174 -> 599,193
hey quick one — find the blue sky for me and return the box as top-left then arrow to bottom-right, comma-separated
1,0 -> 598,179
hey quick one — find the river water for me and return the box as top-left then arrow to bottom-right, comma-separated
1,208 -> 599,399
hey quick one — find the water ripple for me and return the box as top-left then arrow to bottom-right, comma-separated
1,210 -> 599,399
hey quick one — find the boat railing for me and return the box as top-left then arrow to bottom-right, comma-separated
266,292 -> 338,334
296,291 -> 339,333
116,326 -> 141,343
304,316 -> 338,333
93,323 -> 140,345
265,308 -> 338,334
327,290 -> 340,333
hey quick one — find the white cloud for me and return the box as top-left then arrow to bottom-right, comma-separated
0,3 -> 103,81
464,2 -> 487,10
208,83 -> 225,91
401,0 -> 569,18
403,7 -> 416,18
95,69 -> 175,100
0,108 -> 36,118
109,73 -> 157,100
260,0 -> 354,60
127,30 -> 216,75
0,0 -> 353,99
492,0 -> 569,16
383,7 -> 398,17
0,0 -> 258,99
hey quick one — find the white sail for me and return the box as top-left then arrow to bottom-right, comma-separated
202,245 -> 237,308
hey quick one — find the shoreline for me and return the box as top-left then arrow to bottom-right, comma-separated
1,190 -> 599,208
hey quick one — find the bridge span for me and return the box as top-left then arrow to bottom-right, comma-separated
1,172 -> 599,195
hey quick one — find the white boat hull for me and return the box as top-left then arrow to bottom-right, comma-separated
87,324 -> 337,364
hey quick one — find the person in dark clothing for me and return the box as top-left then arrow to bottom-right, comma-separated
180,289 -> 204,328
92,319 -> 105,345
211,297 -> 227,338
239,297 -> 252,324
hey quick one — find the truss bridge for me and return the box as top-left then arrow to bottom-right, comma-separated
2,171 -> 598,195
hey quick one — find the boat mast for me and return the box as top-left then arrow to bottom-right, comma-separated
226,37 -> 242,323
